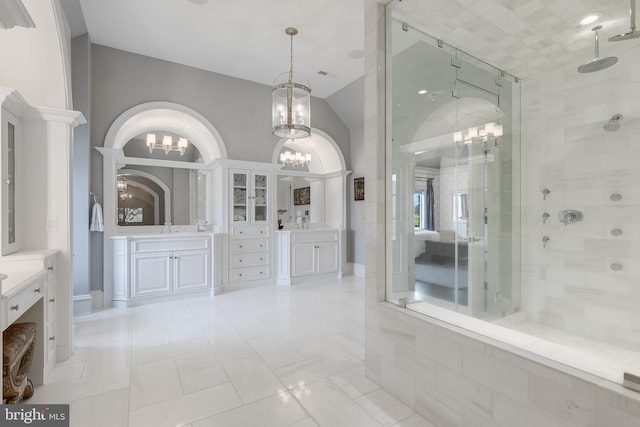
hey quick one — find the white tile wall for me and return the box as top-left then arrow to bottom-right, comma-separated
364,1 -> 640,426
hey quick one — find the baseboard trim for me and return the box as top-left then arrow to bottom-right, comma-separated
352,263 -> 365,277
90,290 -> 104,311
73,294 -> 92,316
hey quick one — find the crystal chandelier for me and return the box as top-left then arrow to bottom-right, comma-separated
272,27 -> 311,139
146,133 -> 189,156
117,177 -> 132,200
453,122 -> 503,144
280,150 -> 311,167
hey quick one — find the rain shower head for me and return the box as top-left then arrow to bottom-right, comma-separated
609,0 -> 640,41
578,26 -> 618,73
604,114 -> 623,132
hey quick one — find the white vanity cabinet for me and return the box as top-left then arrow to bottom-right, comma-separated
292,230 -> 338,276
276,229 -> 341,284
112,234 -> 211,306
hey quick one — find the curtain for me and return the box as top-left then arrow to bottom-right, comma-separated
426,178 -> 435,231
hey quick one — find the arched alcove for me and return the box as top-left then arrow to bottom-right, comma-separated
271,128 -> 346,174
103,101 -> 227,162
271,128 -> 350,229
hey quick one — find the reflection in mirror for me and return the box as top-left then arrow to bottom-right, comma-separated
276,174 -> 325,227
117,166 -> 206,226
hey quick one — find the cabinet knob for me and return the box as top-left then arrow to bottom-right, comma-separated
239,259 -> 243,263
260,230 -> 264,234
239,231 -> 243,234
49,336 -> 55,341
10,304 -> 19,311
259,244 -> 263,248
49,298 -> 55,303
239,245 -> 243,248
259,258 -> 263,261
239,273 -> 242,277
47,266 -> 54,271
4,179 -> 10,185
34,288 -> 41,293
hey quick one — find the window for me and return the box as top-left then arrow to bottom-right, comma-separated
414,190 -> 424,228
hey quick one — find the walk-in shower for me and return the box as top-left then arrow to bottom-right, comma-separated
386,12 -> 640,391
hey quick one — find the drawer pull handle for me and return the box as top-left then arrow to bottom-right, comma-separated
239,259 -> 242,262
10,304 -> 19,311
260,231 -> 264,234
259,258 -> 263,261
34,288 -> 41,293
49,298 -> 55,303
239,231 -> 243,234
49,336 -> 55,341
239,273 -> 242,277
47,266 -> 54,271
239,245 -> 243,248
260,244 -> 263,248
260,271 -> 263,275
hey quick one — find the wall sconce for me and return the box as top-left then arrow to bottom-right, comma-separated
146,133 -> 189,156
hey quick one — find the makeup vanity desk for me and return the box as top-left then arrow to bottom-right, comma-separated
0,250 -> 58,388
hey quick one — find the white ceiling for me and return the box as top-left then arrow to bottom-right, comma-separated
67,0 -> 365,99
61,0 -> 638,99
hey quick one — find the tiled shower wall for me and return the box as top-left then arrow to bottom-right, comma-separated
364,1 -> 640,425
520,43 -> 640,348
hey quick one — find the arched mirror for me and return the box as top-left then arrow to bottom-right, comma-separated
117,131 -> 207,226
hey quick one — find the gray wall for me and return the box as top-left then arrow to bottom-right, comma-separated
88,44 -> 353,291
71,34 -> 91,299
328,77 -> 365,266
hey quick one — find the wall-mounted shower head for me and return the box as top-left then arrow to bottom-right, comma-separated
609,0 -> 640,41
604,114 -> 623,132
578,26 -> 618,73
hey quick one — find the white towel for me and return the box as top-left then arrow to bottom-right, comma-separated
90,202 -> 104,232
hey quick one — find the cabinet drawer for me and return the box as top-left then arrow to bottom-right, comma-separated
6,276 -> 45,325
45,255 -> 57,281
232,226 -> 269,239
292,230 -> 338,244
230,252 -> 268,268
229,239 -> 268,253
133,237 -> 209,253
229,266 -> 269,282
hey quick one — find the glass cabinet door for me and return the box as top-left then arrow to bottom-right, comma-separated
2,110 -> 18,255
232,172 -> 248,223
253,173 -> 268,223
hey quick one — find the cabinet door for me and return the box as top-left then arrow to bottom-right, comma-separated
132,252 -> 172,297
253,173 -> 268,224
292,243 -> 315,276
175,250 -> 210,291
316,242 -> 338,273
232,171 -> 249,223
2,109 -> 19,255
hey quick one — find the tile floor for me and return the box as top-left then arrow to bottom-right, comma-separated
30,275 -> 434,427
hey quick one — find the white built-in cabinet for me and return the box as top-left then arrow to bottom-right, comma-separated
228,169 -> 272,284
0,88 -> 83,375
112,234 -> 211,306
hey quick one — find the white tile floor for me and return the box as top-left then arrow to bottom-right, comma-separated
30,275 -> 434,427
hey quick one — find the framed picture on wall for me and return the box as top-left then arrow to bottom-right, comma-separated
293,187 -> 311,205
354,177 -> 364,201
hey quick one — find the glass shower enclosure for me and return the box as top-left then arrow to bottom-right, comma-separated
386,18 -> 521,321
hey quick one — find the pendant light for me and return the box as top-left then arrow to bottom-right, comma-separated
272,27 -> 311,139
